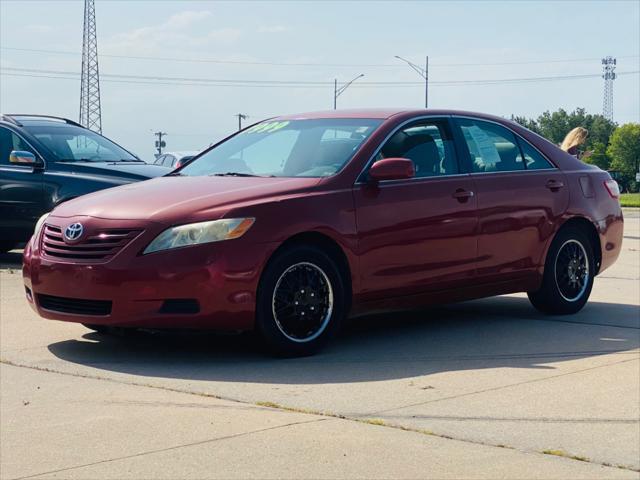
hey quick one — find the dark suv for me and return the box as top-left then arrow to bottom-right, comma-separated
0,115 -> 169,253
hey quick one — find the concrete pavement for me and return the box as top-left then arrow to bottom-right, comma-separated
1,211 -> 639,479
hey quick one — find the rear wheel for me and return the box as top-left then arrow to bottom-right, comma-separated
528,227 -> 595,315
256,245 -> 346,356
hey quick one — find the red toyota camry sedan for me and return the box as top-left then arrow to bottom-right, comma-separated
23,109 -> 623,356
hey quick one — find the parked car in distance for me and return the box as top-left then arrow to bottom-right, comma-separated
23,109 -> 623,356
152,151 -> 199,169
0,114 -> 170,252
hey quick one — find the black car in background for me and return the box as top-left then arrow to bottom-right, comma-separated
0,114 -> 169,253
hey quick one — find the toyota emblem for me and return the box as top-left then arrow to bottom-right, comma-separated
64,223 -> 84,242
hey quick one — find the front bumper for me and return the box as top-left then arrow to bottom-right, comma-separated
23,217 -> 277,331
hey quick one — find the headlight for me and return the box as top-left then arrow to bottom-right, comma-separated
143,218 -> 255,254
33,213 -> 49,241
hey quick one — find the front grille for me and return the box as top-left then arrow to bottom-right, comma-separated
42,224 -> 141,262
38,294 -> 112,316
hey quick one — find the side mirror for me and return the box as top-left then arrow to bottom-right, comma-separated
368,157 -> 415,182
9,150 -> 39,166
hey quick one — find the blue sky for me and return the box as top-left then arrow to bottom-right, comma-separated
1,0 -> 638,160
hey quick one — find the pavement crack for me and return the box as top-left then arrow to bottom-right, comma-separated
3,357 -> 639,475
13,418 -> 326,480
378,414 -> 639,424
369,356 -> 640,415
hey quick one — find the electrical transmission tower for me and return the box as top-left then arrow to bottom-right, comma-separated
79,0 -> 102,133
601,56 -> 616,121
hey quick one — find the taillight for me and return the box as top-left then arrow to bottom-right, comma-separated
604,179 -> 620,199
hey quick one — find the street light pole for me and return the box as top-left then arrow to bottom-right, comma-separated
235,113 -> 248,131
333,74 -> 365,110
395,55 -> 429,108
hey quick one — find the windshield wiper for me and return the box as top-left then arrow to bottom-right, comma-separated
211,172 -> 273,177
57,158 -> 93,162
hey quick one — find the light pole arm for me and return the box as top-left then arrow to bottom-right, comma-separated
395,55 -> 429,108
395,56 -> 426,79
336,74 -> 365,98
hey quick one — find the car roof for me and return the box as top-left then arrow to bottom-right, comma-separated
274,109 -> 512,123
0,114 -> 84,128
161,151 -> 199,158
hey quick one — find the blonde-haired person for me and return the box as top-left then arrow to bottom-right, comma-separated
560,127 -> 592,159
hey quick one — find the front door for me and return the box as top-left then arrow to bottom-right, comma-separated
353,118 -> 478,301
0,127 -> 45,244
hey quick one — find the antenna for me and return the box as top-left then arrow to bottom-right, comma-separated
601,56 -> 616,121
79,0 -> 102,133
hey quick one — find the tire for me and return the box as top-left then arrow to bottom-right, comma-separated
528,227 -> 595,315
256,245 -> 346,357
82,324 -> 109,334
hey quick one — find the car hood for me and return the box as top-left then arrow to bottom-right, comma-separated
58,161 -> 170,180
51,175 -> 322,223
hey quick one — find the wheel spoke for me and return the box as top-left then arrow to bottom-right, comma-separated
271,262 -> 334,343
555,239 -> 590,302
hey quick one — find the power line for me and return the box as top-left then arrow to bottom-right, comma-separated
2,46 -> 639,68
3,66 -> 638,88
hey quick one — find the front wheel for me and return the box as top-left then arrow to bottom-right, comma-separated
256,245 -> 346,357
528,227 -> 595,315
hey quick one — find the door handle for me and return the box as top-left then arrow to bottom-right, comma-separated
545,180 -> 565,191
452,189 -> 474,202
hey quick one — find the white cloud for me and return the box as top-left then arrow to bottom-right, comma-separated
258,25 -> 287,34
164,10 -> 212,29
106,10 -> 241,52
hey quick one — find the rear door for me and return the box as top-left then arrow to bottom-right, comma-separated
353,117 -> 478,300
452,117 -> 568,283
0,126 -> 45,242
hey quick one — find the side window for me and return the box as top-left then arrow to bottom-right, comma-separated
376,120 -> 458,178
0,127 -> 36,165
164,155 -> 175,167
518,139 -> 554,170
154,155 -> 165,165
457,119 -> 525,173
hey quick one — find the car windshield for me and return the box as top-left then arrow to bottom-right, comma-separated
180,118 -> 382,178
24,124 -> 138,162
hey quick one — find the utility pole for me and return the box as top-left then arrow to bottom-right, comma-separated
154,132 -> 167,157
235,113 -> 248,131
333,74 -> 365,109
602,56 -> 616,121
395,55 -> 429,108
79,0 -> 102,133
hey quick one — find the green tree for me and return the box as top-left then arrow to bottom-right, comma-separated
510,115 -> 541,135
607,123 -> 640,191
512,108 -> 617,150
583,142 -> 610,170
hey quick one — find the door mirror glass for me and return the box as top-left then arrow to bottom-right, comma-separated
368,158 -> 415,181
9,150 -> 38,165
